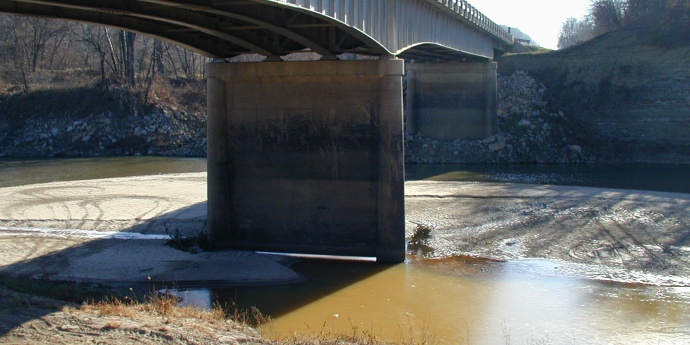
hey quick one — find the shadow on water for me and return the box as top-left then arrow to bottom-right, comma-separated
0,199 -> 394,337
0,156 -> 207,188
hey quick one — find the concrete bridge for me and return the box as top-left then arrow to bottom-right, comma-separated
0,0 -> 513,262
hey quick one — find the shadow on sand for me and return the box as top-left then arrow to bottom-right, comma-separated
0,200 -> 395,336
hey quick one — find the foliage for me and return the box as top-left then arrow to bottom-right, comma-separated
590,0 -> 626,34
557,17 -> 596,49
558,0 -> 690,49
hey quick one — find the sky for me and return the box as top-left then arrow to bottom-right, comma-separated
468,0 -> 591,49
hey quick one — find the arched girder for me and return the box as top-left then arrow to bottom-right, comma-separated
0,0 -> 512,60
1,0 -> 392,59
256,0 -> 390,56
0,1 -> 258,58
139,0 -> 335,57
10,0 -> 278,57
396,42 -> 491,62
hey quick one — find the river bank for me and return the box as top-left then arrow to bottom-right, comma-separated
2,172 -> 688,285
1,70 -> 591,165
1,173 -> 689,343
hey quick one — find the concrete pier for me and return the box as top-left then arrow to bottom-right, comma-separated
405,62 -> 497,140
206,59 -> 406,263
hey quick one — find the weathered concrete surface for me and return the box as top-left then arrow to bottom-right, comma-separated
405,62 -> 497,140
207,60 -> 405,262
1,174 -> 688,286
0,173 -> 302,286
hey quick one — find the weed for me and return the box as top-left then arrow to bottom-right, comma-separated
408,224 -> 435,256
410,224 -> 432,243
165,226 -> 209,253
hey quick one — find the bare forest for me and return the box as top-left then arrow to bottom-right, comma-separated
0,15 -> 209,108
558,0 -> 690,49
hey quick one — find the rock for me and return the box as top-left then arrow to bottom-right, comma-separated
403,71 -> 587,164
50,128 -> 60,136
569,145 -> 582,154
81,135 -> 91,142
489,142 -> 506,152
518,119 -> 531,127
482,136 -> 496,144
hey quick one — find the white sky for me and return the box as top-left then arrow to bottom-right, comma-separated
468,0 -> 591,49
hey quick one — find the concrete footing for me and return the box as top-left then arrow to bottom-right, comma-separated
405,62 -> 497,140
206,59 -> 405,263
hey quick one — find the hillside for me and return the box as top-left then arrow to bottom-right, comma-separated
498,29 -> 690,164
0,74 -> 207,158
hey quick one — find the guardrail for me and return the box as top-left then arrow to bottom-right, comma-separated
436,0 -> 514,45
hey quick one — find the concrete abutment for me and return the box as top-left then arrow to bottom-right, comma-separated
206,59 -> 406,263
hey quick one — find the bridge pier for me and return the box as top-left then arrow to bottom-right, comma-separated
405,62 -> 498,140
207,59 -> 406,263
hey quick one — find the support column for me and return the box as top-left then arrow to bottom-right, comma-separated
206,59 -> 406,263
406,62 -> 497,140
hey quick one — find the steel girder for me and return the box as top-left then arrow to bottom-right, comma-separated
0,0 -> 513,61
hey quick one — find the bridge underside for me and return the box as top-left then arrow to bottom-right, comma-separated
0,0 -> 387,60
0,0 -> 511,61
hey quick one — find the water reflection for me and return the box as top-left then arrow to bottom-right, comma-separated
0,156 -> 206,188
406,163 -> 690,194
170,257 -> 690,344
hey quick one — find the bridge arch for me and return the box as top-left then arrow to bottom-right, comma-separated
0,1 -> 512,62
0,0 -> 390,61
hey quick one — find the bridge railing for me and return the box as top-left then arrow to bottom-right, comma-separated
438,0 -> 514,45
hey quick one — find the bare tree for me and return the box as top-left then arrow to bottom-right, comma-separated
0,16 -> 70,92
161,43 -> 208,82
558,17 -> 596,49
121,31 -> 136,87
590,0 -> 625,35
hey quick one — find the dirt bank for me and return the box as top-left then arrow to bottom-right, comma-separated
498,29 -> 690,164
0,286 -> 269,345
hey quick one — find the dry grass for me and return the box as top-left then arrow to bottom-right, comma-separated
76,288 -> 274,331
79,290 -> 228,321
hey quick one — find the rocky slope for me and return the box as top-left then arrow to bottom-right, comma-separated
498,29 -> 690,164
2,71 -> 586,164
0,88 -> 206,158
3,29 -> 686,164
405,71 -> 591,164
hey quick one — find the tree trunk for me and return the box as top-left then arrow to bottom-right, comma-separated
124,31 -> 136,87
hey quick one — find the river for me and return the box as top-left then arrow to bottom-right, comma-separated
2,157 -> 688,193
1,157 -> 689,344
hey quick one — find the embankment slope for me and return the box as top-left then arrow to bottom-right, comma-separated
498,29 -> 690,164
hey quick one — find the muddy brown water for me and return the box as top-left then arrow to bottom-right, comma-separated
3,158 -> 690,344
167,256 -> 690,345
